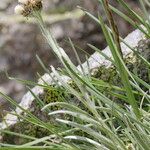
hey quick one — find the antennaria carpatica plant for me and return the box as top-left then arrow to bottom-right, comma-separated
0,0 -> 149,149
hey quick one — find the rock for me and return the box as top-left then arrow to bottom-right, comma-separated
0,0 -> 13,11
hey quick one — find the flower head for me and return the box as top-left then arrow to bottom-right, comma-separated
15,0 -> 42,17
18,0 -> 29,5
14,4 -> 25,15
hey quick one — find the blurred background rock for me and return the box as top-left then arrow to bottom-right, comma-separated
0,0 -> 140,116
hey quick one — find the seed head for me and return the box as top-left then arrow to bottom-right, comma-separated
14,4 -> 25,15
18,0 -> 29,5
15,0 -> 43,17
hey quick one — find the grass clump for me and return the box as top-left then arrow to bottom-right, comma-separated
0,0 -> 150,149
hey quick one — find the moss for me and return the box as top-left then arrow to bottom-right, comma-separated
92,65 -> 120,85
42,86 -> 65,104
1,85 -> 68,145
91,40 -> 149,107
2,121 -> 51,145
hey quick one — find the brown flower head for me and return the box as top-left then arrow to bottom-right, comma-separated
15,0 -> 42,17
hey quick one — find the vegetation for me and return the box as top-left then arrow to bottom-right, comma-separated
0,0 -> 150,149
